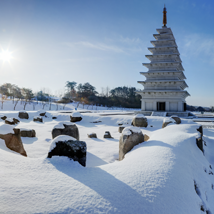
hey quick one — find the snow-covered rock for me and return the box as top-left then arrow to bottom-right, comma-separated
0,127 -> 27,156
103,131 -> 112,138
18,111 -> 29,119
38,110 -> 46,116
49,135 -> 77,151
162,117 -> 176,128
52,122 -> 79,140
118,124 -> 129,133
70,112 -> 82,122
20,129 -> 36,137
170,115 -> 181,124
48,135 -> 86,167
72,112 -> 82,117
119,126 -> 144,160
87,133 -> 97,138
53,121 -> 74,129
132,114 -> 148,127
122,126 -> 142,136
134,114 -> 146,118
5,118 -> 20,125
33,116 -> 43,123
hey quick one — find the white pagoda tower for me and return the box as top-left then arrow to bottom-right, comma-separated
137,6 -> 190,116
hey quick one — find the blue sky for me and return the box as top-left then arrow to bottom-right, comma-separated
0,0 -> 214,106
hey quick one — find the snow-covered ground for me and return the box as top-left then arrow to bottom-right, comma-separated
0,110 -> 214,214
0,99 -> 140,112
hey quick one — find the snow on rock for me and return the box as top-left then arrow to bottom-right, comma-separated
72,112 -> 82,117
0,124 -> 15,135
132,114 -> 148,127
170,115 -> 178,118
163,117 -> 176,123
134,114 -> 146,118
119,126 -> 144,160
122,126 -> 142,136
53,121 -> 75,129
19,128 -> 32,131
34,116 -> 42,119
6,118 -> 14,122
49,135 -> 77,152
48,135 -> 86,167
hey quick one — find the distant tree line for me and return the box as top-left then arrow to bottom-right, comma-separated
0,81 -> 141,110
0,83 -> 60,110
64,81 -> 141,109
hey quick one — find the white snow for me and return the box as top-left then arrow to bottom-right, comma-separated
49,135 -> 77,151
171,115 -> 179,118
122,126 -> 142,135
19,128 -> 33,131
134,114 -> 146,118
163,117 -> 176,123
53,121 -> 75,129
72,111 -> 82,117
38,110 -> 46,114
1,109 -> 214,214
34,116 -> 42,119
0,124 -> 15,134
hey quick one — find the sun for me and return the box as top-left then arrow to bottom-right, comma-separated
0,50 -> 13,62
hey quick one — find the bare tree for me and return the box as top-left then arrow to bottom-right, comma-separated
13,86 -> 22,110
0,85 -> 8,109
21,88 -> 34,110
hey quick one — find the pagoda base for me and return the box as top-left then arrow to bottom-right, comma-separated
135,111 -> 190,118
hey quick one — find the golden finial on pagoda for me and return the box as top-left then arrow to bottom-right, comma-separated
163,5 -> 167,27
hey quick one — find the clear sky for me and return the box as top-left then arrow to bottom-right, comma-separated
0,0 -> 214,106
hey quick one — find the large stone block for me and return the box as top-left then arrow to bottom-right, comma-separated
52,122 -> 79,140
20,129 -> 36,137
132,114 -> 148,127
162,117 -> 175,128
5,118 -> 20,125
48,135 -> 86,167
119,126 -> 144,161
18,111 -> 29,119
70,112 -> 82,122
170,115 -> 181,124
33,116 -> 43,123
0,126 -> 27,157
103,131 -> 112,138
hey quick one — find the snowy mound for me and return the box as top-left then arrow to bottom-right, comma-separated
38,110 -> 46,114
122,126 -> 142,136
49,135 -> 77,152
134,114 -> 146,119
163,117 -> 175,123
72,112 -> 82,117
0,124 -> 15,135
53,121 -> 75,129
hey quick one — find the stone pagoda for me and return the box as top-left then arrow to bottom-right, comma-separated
137,6 -> 190,116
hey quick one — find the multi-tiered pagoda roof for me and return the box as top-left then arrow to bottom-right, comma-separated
137,6 -> 190,113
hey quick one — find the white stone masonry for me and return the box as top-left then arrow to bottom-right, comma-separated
137,26 -> 190,112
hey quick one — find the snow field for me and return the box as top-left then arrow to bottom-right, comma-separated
0,111 -> 214,213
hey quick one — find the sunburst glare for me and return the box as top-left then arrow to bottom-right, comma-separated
0,50 -> 13,62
